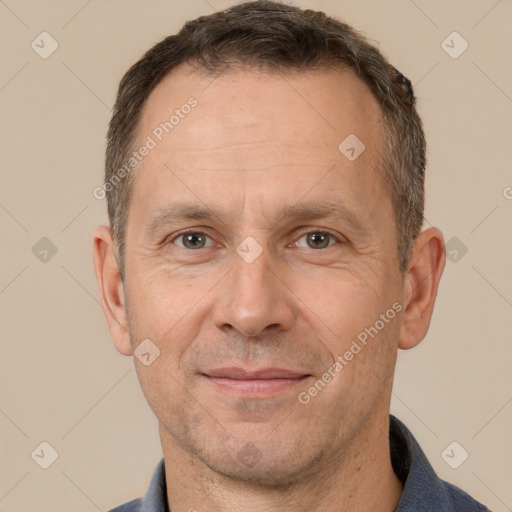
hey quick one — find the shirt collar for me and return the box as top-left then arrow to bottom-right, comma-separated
390,415 -> 487,511
140,458 -> 168,512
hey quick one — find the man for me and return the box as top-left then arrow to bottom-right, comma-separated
93,1 -> 491,511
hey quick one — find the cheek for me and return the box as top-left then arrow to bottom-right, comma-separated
125,271 -> 208,418
292,267 -> 388,342
123,278 -> 209,413
294,266 -> 401,402
133,356 -> 201,446
126,266 -> 210,341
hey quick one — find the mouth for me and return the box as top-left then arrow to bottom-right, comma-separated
201,367 -> 312,396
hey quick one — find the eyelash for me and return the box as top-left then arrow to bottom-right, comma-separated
168,229 -> 343,250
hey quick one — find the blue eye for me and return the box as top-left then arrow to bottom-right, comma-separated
173,232 -> 215,249
295,231 -> 338,249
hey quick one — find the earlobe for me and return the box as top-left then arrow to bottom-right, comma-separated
398,227 -> 446,350
92,226 -> 133,356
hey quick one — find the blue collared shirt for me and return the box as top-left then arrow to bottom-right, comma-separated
109,415 -> 490,512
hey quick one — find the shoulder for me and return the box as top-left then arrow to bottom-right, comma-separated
107,498 -> 143,512
106,458 -> 167,512
444,481 -> 490,512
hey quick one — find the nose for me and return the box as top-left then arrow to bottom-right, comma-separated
212,245 -> 295,338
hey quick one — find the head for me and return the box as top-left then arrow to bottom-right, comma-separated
94,0 -> 445,486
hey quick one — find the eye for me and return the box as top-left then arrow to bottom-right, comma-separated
294,231 -> 339,249
172,231 -> 215,249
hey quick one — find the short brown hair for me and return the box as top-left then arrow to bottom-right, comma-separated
105,0 -> 425,278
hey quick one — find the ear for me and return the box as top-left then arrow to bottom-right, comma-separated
92,225 -> 132,356
398,227 -> 446,350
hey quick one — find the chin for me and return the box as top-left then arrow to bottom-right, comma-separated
196,434 -> 327,488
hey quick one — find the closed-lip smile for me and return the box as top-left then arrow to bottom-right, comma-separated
202,367 -> 311,396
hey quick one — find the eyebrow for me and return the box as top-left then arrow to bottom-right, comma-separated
144,200 -> 370,236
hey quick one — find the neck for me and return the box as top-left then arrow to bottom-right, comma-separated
160,411 -> 403,512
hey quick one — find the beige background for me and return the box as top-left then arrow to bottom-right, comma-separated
1,0 -> 511,510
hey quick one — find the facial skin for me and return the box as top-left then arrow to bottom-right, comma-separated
94,64 -> 445,511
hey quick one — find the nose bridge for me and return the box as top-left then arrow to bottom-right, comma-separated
212,241 -> 294,337
233,243 -> 274,304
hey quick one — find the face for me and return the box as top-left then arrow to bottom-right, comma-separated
121,64 -> 407,484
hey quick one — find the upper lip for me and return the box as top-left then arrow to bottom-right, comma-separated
203,367 -> 310,380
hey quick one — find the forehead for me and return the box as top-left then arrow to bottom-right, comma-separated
129,63 -> 388,226
136,62 -> 383,166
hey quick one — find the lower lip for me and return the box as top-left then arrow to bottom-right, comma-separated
205,375 -> 310,396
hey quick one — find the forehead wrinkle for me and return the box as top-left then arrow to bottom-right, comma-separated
155,141 -> 336,174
